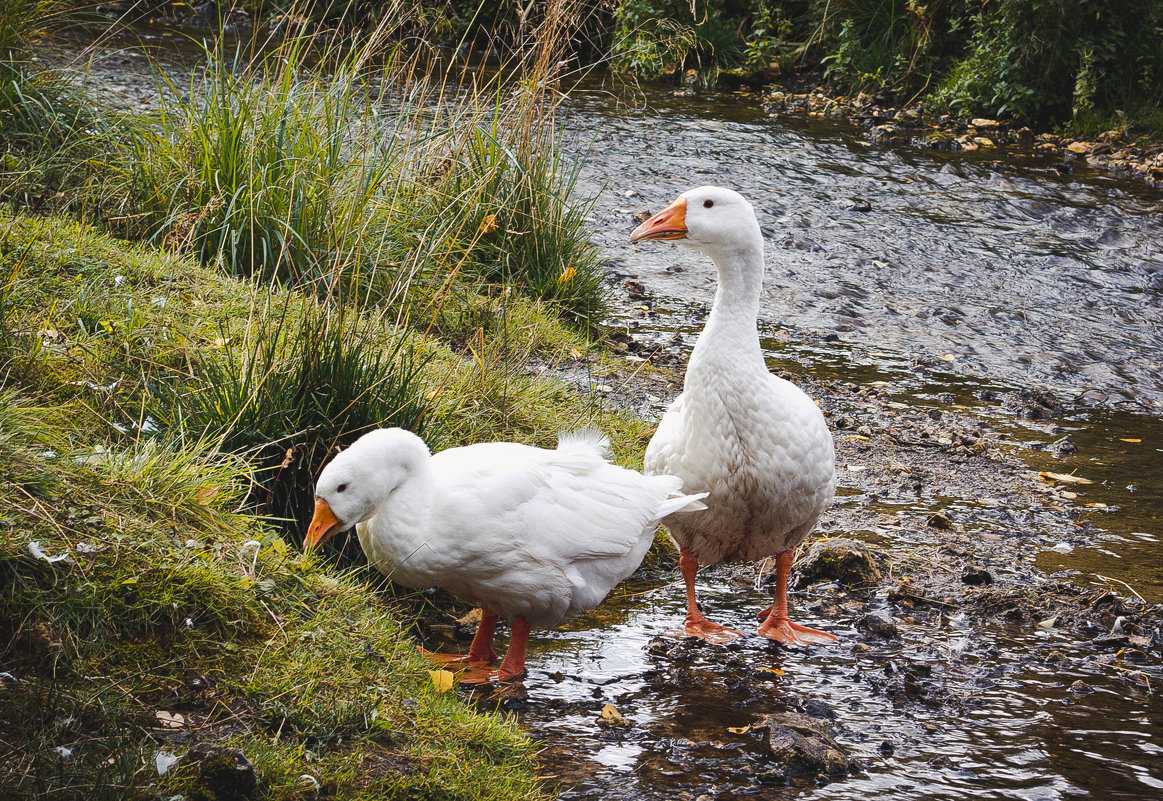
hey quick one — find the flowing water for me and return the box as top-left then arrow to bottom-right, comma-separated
482,82 -> 1163,800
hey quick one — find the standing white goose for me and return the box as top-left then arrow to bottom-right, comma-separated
304,427 -> 707,681
630,186 -> 837,645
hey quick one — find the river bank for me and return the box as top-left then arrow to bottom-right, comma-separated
9,24 -> 1163,801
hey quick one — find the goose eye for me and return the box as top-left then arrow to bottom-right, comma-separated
337,483 -> 348,493
703,199 -> 714,209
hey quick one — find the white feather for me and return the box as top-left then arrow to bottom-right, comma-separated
315,428 -> 705,629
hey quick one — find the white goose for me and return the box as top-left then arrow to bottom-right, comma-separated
630,186 -> 837,645
304,427 -> 707,681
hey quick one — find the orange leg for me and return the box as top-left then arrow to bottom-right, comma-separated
758,551 -> 836,645
494,615 -> 531,682
426,612 -> 500,667
459,615 -> 532,684
679,548 -> 742,643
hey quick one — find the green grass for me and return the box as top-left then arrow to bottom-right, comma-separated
0,194 -> 650,798
0,3 -> 662,797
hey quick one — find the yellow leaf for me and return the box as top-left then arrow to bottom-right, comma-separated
1039,471 -> 1093,485
428,670 -> 456,693
598,704 -> 630,726
1085,502 -> 1108,509
477,214 -> 498,235
1120,438 -> 1141,443
755,666 -> 784,676
728,725 -> 752,734
558,266 -> 577,285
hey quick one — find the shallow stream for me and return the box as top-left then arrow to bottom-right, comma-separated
489,82 -> 1163,800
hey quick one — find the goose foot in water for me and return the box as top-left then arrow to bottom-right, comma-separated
756,551 -> 836,645
681,611 -> 743,643
669,548 -> 743,643
758,615 -> 836,645
458,616 -> 531,684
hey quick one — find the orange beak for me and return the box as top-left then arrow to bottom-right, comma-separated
304,497 -> 343,552
629,197 -> 688,243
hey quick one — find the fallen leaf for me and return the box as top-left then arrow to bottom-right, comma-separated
428,670 -> 456,693
155,711 -> 185,730
1084,502 -> 1108,509
1128,635 -> 1151,648
1040,471 -> 1093,485
728,725 -> 752,734
557,266 -> 577,285
1120,438 -> 1141,443
754,666 -> 784,676
598,704 -> 630,727
477,214 -> 498,235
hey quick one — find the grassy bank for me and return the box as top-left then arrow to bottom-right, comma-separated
0,2 -> 656,798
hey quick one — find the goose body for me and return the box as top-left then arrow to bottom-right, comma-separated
305,428 -> 706,679
631,186 -> 837,644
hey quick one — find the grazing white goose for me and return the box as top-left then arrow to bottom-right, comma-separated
630,186 -> 837,645
304,427 -> 707,681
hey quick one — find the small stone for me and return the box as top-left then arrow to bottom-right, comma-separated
857,613 -> 899,640
793,538 -> 882,589
803,698 -> 836,719
1066,141 -> 1094,155
878,740 -> 895,756
974,137 -> 996,148
752,712 -> 852,777
926,512 -> 953,530
1069,680 -> 1093,694
970,118 -> 1000,128
962,568 -> 993,586
178,744 -> 257,801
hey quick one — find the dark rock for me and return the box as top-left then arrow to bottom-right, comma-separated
802,698 -> 836,719
752,712 -> 852,778
857,613 -> 899,640
962,569 -> 993,586
878,740 -> 895,756
926,512 -> 953,530
792,538 -> 881,589
179,744 -> 257,801
1069,680 -> 1093,694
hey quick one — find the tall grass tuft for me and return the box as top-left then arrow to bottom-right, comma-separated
155,298 -> 432,540
110,3 -> 608,326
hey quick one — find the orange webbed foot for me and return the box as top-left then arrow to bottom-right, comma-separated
757,616 -> 837,645
417,646 -> 498,667
667,612 -> 743,644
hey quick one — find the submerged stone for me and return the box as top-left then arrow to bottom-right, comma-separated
793,538 -> 882,589
752,712 -> 852,778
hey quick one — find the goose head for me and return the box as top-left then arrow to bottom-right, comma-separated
629,186 -> 761,260
304,428 -> 430,551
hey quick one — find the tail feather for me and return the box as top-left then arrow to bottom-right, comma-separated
657,491 -> 708,518
556,428 -> 611,458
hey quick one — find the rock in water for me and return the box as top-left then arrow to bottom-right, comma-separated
791,538 -> 881,589
752,712 -> 852,779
